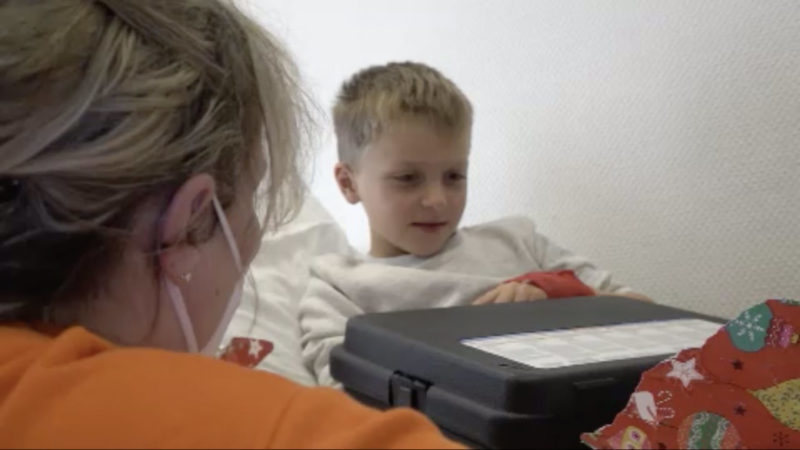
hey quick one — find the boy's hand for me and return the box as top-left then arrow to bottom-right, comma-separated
474,282 -> 548,305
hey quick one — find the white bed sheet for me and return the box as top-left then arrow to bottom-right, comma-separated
221,195 -> 350,386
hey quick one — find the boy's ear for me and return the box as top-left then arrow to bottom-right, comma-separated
334,162 -> 360,204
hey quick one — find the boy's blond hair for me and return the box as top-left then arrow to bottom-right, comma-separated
333,62 -> 473,164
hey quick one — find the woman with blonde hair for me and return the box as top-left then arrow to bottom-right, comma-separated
0,1 -> 459,447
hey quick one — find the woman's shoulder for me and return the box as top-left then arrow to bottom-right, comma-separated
1,324 -> 460,449
0,325 -> 298,447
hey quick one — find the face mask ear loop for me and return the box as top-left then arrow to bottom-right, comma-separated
212,196 -> 243,272
155,190 -> 200,353
164,278 -> 199,353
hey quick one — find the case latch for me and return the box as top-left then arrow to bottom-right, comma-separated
390,372 -> 430,410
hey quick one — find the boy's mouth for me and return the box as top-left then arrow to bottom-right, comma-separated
411,222 -> 448,233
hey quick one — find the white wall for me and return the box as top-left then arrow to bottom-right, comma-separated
244,0 -> 800,318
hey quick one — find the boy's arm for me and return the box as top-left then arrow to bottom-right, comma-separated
521,218 -> 650,300
299,272 -> 365,387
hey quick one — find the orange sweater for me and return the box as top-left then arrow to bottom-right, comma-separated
0,325 -> 463,449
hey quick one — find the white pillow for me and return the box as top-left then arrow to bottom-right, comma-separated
221,195 -> 350,386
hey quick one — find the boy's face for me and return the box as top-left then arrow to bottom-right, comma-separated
336,121 -> 469,258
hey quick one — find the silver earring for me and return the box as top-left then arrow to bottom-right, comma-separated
182,272 -> 192,283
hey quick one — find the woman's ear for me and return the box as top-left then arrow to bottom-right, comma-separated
159,174 -> 216,285
334,163 -> 360,204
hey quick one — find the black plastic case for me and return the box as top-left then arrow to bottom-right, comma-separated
331,296 -> 723,449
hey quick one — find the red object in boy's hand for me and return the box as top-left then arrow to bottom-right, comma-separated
508,269 -> 594,299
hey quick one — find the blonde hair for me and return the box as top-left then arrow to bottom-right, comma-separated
0,0 -> 310,317
332,61 -> 473,164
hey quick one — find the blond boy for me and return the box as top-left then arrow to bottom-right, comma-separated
299,62 -> 647,387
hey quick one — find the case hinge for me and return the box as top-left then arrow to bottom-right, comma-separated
389,372 -> 430,410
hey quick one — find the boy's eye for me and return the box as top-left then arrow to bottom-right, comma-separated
447,172 -> 467,182
391,174 -> 418,183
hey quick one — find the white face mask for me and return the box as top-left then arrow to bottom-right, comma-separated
164,195 -> 244,356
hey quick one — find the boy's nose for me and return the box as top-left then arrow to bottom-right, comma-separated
421,184 -> 447,209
